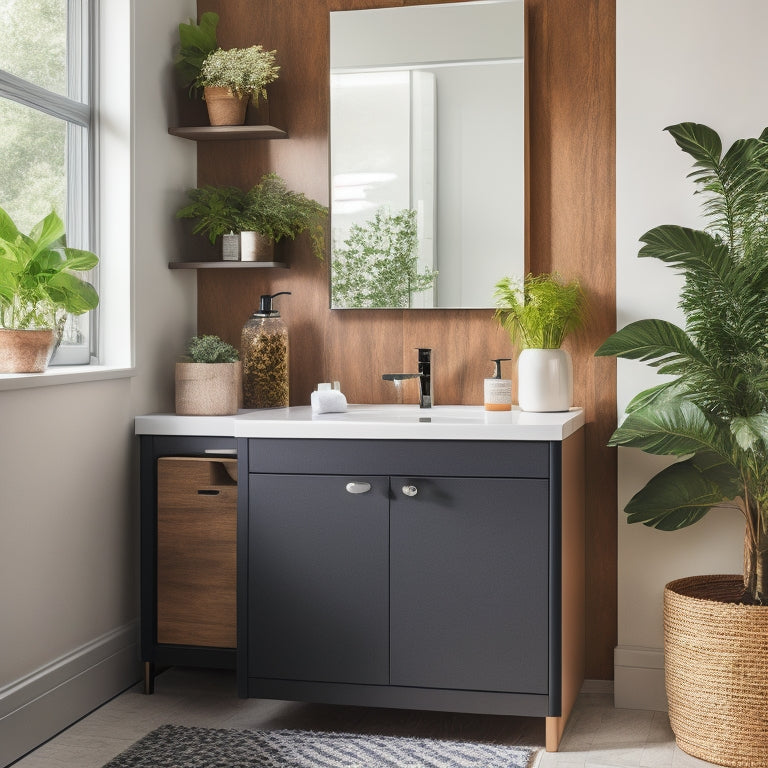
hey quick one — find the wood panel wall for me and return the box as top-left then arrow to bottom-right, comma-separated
193,0 -> 616,680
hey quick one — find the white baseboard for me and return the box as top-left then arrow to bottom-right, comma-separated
614,645 -> 667,711
0,622 -> 142,768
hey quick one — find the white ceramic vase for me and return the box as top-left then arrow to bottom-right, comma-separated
517,348 -> 573,412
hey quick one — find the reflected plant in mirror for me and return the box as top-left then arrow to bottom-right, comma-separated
331,207 -> 437,308
329,0 -> 525,309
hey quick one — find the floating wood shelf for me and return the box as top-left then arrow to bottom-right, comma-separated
169,261 -> 289,270
168,125 -> 288,141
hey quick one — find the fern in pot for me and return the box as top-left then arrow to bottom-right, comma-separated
175,335 -> 241,416
595,123 -> 768,767
240,173 -> 327,262
176,185 -> 246,261
494,272 -> 585,412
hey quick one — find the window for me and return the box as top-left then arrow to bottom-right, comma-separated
0,0 -> 94,365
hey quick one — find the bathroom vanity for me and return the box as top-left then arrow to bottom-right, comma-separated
136,405 -> 584,751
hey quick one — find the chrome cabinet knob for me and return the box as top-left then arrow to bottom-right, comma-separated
402,485 -> 418,497
345,481 -> 371,494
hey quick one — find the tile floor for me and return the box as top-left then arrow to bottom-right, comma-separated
12,668 -> 721,768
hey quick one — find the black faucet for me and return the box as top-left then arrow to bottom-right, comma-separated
416,348 -> 432,408
382,347 -> 433,408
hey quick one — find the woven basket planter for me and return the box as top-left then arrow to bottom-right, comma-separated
175,361 -> 242,416
664,575 -> 768,768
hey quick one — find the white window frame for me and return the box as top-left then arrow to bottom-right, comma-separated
0,0 -> 95,365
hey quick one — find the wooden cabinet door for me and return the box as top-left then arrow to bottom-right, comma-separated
157,457 -> 237,648
248,474 -> 389,685
390,476 -> 550,693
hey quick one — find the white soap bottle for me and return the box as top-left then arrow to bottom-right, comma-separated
484,358 -> 512,411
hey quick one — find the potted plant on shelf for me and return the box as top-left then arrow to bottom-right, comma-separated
240,173 -> 327,262
177,175 -> 327,263
176,185 -> 246,260
494,272 -> 585,412
175,335 -> 241,416
0,207 -> 99,373
196,44 -> 279,126
595,122 -> 768,768
331,207 -> 437,308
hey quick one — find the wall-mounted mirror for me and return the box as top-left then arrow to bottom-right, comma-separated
329,0 -> 525,309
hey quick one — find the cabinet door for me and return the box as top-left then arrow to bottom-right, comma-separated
157,457 -> 237,648
248,474 -> 389,685
390,476 -> 549,693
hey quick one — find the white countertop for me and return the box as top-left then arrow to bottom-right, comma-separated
135,404 -> 584,441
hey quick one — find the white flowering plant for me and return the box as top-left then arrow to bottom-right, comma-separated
197,45 -> 279,104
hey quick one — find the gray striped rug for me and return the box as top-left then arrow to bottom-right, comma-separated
102,724 -> 538,767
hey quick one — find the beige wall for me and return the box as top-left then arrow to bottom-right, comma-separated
615,0 -> 768,709
0,0 -> 197,761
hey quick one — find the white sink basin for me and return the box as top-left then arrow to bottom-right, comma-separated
233,404 -> 584,440
136,404 -> 584,441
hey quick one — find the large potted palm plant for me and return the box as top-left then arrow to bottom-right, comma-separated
596,122 -> 768,768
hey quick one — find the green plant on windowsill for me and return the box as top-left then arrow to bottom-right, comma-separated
0,206 -> 99,332
331,207 -> 437,308
493,272 -> 586,349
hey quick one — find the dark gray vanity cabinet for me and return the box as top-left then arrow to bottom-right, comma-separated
238,435 -> 585,744
389,476 -> 549,693
247,473 -> 390,685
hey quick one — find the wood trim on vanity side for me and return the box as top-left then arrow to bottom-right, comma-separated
194,0 -> 617,679
546,429 -> 586,751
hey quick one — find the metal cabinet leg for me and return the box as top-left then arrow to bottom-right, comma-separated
143,661 -> 155,695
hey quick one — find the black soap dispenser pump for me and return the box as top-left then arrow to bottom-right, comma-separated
484,358 -> 512,411
241,291 -> 291,409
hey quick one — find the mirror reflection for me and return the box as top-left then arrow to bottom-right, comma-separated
329,0 -> 525,309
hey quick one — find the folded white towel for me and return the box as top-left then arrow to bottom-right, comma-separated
311,389 -> 348,414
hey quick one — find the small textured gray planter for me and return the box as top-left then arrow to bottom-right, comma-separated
175,361 -> 242,415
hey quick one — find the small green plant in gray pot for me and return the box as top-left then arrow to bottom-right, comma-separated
177,176 -> 327,263
175,335 -> 242,415
0,206 -> 99,372
595,122 -> 768,767
176,185 -> 246,261
494,272 -> 586,412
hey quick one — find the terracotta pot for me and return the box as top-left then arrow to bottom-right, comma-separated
0,328 -> 56,373
240,232 -> 275,262
664,575 -> 768,767
175,361 -> 242,416
204,86 -> 248,126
